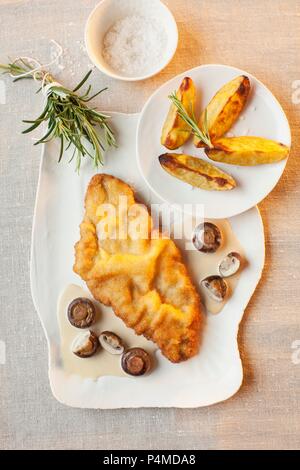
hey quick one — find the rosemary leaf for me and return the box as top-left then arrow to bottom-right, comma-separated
72,69 -> 93,92
58,136 -> 64,163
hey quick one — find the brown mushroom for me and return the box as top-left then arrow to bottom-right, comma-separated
201,275 -> 228,302
121,348 -> 151,376
71,331 -> 99,358
67,297 -> 96,328
193,222 -> 222,253
219,252 -> 242,278
99,331 -> 125,355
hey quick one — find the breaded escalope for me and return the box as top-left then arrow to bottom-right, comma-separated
73,174 -> 202,363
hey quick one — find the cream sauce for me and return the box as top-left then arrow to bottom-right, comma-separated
57,219 -> 245,378
194,219 -> 245,314
57,284 -> 157,379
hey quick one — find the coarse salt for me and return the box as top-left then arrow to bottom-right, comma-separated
102,15 -> 167,77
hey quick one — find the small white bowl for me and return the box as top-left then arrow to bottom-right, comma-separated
85,0 -> 178,82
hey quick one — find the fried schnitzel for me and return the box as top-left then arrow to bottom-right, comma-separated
73,174 -> 202,363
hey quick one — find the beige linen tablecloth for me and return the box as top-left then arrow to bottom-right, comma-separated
0,0 -> 300,450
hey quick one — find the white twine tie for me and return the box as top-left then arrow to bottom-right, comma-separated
10,39 -> 64,94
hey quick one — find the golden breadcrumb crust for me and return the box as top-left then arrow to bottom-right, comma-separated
73,174 -> 202,363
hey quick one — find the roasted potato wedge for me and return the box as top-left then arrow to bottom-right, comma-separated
159,153 -> 236,191
194,75 -> 250,148
161,77 -> 196,150
205,136 -> 290,165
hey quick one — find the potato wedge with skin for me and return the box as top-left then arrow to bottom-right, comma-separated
161,77 -> 196,150
205,136 -> 290,165
159,153 -> 236,191
194,75 -> 250,148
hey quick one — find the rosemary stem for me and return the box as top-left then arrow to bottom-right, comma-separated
169,92 -> 213,149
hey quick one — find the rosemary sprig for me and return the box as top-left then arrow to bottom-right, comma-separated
168,92 -> 213,148
0,59 -> 117,171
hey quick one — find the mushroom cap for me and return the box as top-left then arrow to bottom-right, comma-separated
193,222 -> 222,253
99,331 -> 125,355
71,330 -> 99,358
121,348 -> 151,376
219,252 -> 242,278
201,275 -> 228,302
67,297 -> 96,329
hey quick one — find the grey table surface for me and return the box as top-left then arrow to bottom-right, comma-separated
1,0 -> 300,450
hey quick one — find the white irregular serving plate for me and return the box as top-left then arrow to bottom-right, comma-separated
137,64 -> 291,219
31,113 -> 265,409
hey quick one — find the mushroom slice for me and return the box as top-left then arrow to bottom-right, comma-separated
193,222 -> 222,253
99,331 -> 125,355
67,297 -> 96,329
121,348 -> 151,376
201,275 -> 227,302
219,252 -> 242,278
71,331 -> 99,358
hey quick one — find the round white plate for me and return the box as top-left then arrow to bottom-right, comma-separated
136,64 -> 291,218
